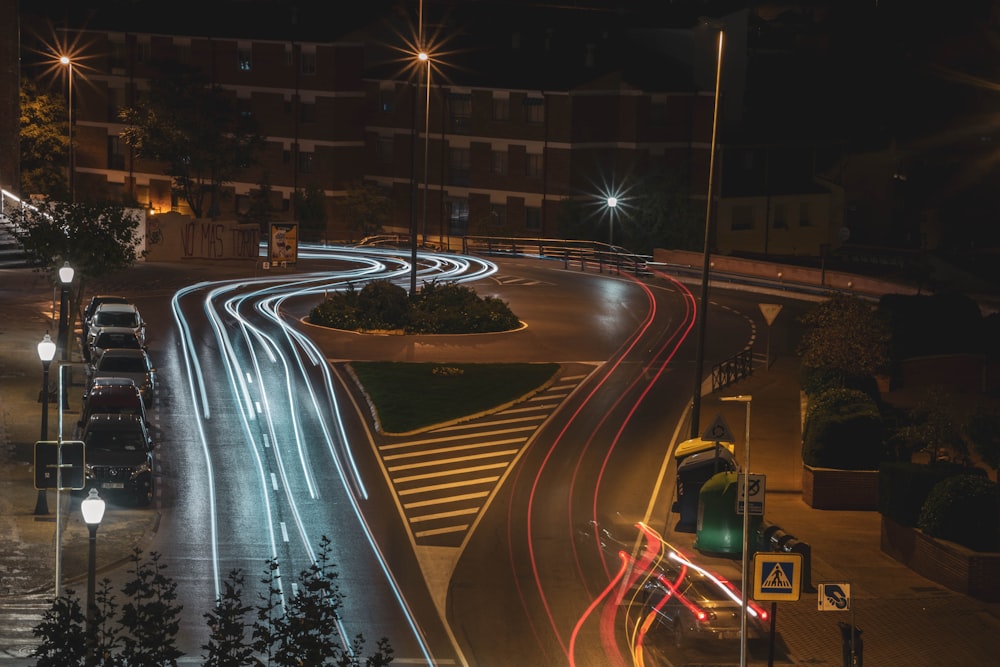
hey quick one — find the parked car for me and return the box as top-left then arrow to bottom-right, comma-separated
87,325 -> 145,367
81,413 -> 155,506
86,302 -> 146,351
78,379 -> 147,430
82,295 -> 130,343
642,548 -> 769,647
89,348 -> 156,406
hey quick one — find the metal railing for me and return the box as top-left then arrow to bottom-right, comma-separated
711,348 -> 754,392
461,235 -> 652,277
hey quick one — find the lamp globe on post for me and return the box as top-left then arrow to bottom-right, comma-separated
606,196 -> 618,246
58,262 -> 75,362
81,488 -> 106,667
33,334 -> 57,515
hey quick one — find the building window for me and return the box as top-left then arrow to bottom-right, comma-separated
176,42 -> 191,65
300,102 -> 316,124
731,205 -> 754,231
108,136 -> 125,170
799,202 -> 811,226
493,96 -> 509,121
376,136 -> 394,163
650,100 -> 666,126
379,88 -> 394,113
525,97 -> 544,123
239,98 -> 253,120
109,42 -> 126,70
449,147 -> 470,186
773,203 -> 788,229
448,198 -> 469,236
107,86 -> 126,122
300,51 -> 317,75
526,207 -> 541,230
492,150 -> 508,175
526,153 -> 543,179
299,152 -> 314,173
283,149 -> 291,164
449,94 -> 472,134
490,204 -> 507,228
136,39 -> 150,63
238,47 -> 252,71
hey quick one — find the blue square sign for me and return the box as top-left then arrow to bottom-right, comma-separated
753,552 -> 802,601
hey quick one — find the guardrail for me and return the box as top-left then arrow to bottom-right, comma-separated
712,348 -> 754,392
461,235 -> 652,277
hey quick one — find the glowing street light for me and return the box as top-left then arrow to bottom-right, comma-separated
60,55 -> 75,202
57,262 -> 74,362
34,334 -> 57,515
81,488 -> 106,667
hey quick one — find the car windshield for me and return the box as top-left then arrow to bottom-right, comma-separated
95,332 -> 141,349
84,427 -> 146,451
97,357 -> 146,372
95,312 -> 138,328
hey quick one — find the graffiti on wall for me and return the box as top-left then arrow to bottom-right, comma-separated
181,221 -> 259,259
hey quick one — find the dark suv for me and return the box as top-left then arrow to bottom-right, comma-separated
81,414 -> 155,506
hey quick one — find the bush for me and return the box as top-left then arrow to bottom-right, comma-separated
799,365 -> 880,400
309,279 -> 520,334
918,475 -> 1000,552
802,388 -> 885,470
878,461 -> 987,527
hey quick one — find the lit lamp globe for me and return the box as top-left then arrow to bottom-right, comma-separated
59,262 -> 74,285
81,488 -> 106,526
38,334 -> 57,363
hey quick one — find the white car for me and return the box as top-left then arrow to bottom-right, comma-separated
86,303 -> 146,351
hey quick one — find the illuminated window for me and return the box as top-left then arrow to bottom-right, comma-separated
238,48 -> 252,71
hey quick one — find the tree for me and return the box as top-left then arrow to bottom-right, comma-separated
797,293 -> 891,388
118,549 -> 184,667
19,76 -> 69,200
202,570 -> 256,667
624,167 -> 702,254
339,181 -> 391,241
7,199 -> 145,327
29,588 -> 85,666
119,60 -> 263,219
294,183 -> 329,242
240,177 -> 275,239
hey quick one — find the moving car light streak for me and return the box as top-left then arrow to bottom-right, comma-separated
172,245 -> 497,664
510,269 -> 697,665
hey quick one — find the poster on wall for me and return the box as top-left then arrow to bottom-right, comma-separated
269,223 -> 298,265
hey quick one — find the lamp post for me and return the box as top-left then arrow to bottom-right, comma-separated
34,334 -> 57,515
57,262 -> 74,362
60,55 -> 74,202
690,23 -> 724,439
606,196 -> 618,245
419,51 -> 431,248
721,394 -> 752,667
81,488 -> 106,667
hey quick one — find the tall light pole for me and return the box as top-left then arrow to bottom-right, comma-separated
60,55 -> 74,202
419,51 -> 431,247
690,24 -> 724,439
34,334 -> 57,515
57,262 -> 74,362
721,393 -> 752,667
606,195 -> 618,245
81,488 -> 106,667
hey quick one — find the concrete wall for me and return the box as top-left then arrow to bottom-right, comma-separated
145,212 -> 259,264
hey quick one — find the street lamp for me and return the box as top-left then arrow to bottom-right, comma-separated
81,488 -> 106,667
34,334 -> 57,515
419,51 -> 431,248
606,196 -> 618,245
57,262 -> 74,362
60,55 -> 74,202
690,23 -> 724,439
721,393 -> 752,667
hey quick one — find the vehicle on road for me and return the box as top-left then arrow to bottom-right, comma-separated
82,295 -> 129,338
80,413 -> 155,506
78,379 -> 147,430
642,548 -> 768,647
89,348 -> 156,406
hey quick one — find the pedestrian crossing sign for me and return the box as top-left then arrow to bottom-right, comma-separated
752,552 -> 802,601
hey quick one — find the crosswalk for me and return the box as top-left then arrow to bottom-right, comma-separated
0,592 -> 52,663
377,365 -> 593,547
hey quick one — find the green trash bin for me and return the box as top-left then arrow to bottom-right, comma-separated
694,471 -> 762,555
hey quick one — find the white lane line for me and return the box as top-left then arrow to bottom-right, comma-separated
279,521 -> 289,542
270,472 -> 278,490
387,449 -> 520,470
382,439 -> 524,460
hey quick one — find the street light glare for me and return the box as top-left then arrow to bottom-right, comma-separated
418,51 -> 429,61
607,196 -> 618,208
81,489 -> 106,525
60,55 -> 71,65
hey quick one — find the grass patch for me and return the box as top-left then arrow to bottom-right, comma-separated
351,362 -> 560,433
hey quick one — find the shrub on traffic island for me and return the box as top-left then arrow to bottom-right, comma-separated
802,388 -> 885,470
918,474 -> 1000,552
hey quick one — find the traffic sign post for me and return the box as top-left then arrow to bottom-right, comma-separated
757,303 -> 783,369
753,552 -> 802,602
701,413 -> 736,444
819,582 -> 859,667
737,472 -> 765,516
34,440 -> 86,490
